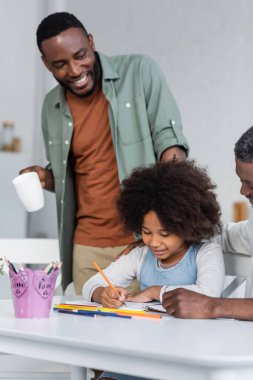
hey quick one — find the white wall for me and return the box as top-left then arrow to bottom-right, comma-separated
1,0 -> 253,238
0,0 -> 38,157
0,0 -> 58,238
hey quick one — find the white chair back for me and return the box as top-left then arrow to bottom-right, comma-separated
222,251 -> 253,298
0,238 -> 60,264
0,238 -> 62,298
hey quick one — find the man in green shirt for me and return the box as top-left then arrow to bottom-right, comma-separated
21,12 -> 189,293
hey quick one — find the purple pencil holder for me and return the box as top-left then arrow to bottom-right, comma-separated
10,268 -> 59,318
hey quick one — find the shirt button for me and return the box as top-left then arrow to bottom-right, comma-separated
171,120 -> 176,126
63,160 -> 66,165
62,179 -> 65,184
61,199 -> 64,204
65,140 -> 69,145
126,102 -> 131,108
68,122 -> 72,127
48,140 -> 52,145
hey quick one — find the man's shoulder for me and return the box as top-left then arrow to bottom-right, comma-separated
109,53 -> 156,66
99,51 -> 157,70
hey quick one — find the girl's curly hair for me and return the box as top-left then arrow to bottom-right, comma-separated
117,160 -> 222,244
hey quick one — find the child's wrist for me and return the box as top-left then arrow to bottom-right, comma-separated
92,286 -> 104,303
147,286 -> 161,300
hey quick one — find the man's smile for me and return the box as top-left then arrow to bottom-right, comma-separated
70,73 -> 89,88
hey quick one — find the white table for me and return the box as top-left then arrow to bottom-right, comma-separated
1,297 -> 253,380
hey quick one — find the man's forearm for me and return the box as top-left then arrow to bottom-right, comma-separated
162,288 -> 253,320
212,298 -> 253,320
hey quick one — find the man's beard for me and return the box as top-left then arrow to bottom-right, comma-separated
55,56 -> 101,97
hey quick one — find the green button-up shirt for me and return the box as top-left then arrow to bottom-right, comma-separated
41,52 -> 189,290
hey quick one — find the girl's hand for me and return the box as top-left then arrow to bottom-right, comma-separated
101,286 -> 128,308
127,286 -> 162,303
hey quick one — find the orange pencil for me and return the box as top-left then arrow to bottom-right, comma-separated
93,260 -> 123,301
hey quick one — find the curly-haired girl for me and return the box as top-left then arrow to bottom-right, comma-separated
83,160 -> 224,308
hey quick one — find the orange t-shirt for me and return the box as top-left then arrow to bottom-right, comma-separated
67,88 -> 133,247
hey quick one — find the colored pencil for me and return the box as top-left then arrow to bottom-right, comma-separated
58,309 -> 95,317
58,308 -> 131,319
54,304 -> 161,319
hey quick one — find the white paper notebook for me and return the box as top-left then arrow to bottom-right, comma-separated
65,299 -> 165,312
145,304 -> 166,313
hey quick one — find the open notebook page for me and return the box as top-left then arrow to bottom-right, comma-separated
65,299 -> 163,311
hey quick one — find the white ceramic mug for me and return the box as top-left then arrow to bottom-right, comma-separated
12,172 -> 44,212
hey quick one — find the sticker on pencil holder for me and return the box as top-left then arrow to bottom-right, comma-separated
11,271 -> 29,298
33,272 -> 56,299
10,268 -> 59,318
